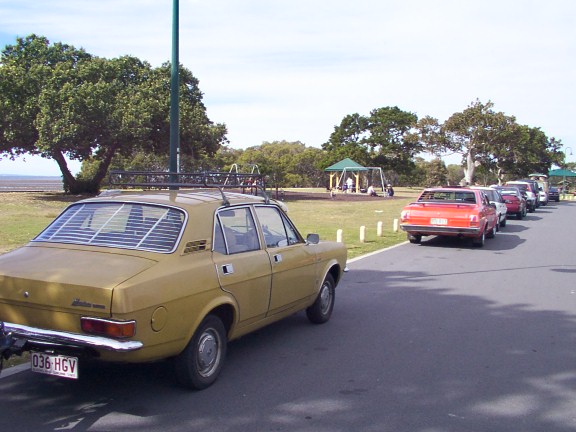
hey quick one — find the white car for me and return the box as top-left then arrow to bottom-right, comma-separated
505,181 -> 537,212
471,186 -> 507,229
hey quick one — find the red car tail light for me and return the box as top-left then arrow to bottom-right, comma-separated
81,317 -> 136,339
469,214 -> 479,227
400,210 -> 410,222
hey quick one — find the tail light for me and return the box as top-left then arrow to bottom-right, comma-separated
81,317 -> 136,339
469,214 -> 479,227
400,210 -> 410,222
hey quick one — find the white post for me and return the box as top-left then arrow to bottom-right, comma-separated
337,229 -> 343,243
377,221 -> 383,237
360,226 -> 366,243
393,219 -> 399,232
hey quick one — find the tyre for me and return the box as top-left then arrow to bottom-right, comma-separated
408,233 -> 422,244
516,211 -> 523,220
487,223 -> 496,239
174,315 -> 227,390
472,228 -> 486,247
306,274 -> 335,324
500,216 -> 507,228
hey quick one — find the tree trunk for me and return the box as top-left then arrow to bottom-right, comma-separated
51,144 -> 119,195
464,151 -> 475,185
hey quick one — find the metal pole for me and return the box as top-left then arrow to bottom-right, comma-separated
169,0 -> 180,186
563,147 -> 573,199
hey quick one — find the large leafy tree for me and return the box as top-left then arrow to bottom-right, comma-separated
0,35 -> 226,194
478,124 -> 558,183
322,113 -> 371,167
322,107 -> 421,175
367,106 -> 421,172
439,99 -> 563,184
441,100 -> 501,184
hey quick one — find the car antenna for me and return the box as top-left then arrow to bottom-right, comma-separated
217,187 -> 230,207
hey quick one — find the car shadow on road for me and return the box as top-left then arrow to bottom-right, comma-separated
416,231 -> 526,250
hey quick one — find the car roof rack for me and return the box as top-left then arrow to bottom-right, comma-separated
108,170 -> 269,206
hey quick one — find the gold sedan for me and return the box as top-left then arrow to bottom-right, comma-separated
0,189 -> 347,389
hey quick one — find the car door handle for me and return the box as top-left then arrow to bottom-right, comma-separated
222,264 -> 234,275
273,254 -> 282,263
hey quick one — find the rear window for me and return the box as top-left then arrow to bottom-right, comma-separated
34,202 -> 186,253
418,190 -> 477,203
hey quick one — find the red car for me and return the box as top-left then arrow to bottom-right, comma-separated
493,186 -> 527,219
400,187 -> 498,247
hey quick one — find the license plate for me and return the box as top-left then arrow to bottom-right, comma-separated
31,352 -> 79,379
431,218 -> 448,225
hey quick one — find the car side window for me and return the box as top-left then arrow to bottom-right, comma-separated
255,206 -> 302,248
215,207 -> 260,254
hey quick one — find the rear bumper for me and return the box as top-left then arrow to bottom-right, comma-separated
400,224 -> 481,237
2,322 -> 143,353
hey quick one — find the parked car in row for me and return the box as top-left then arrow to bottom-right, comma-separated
471,186 -> 507,229
493,186 -> 528,219
400,187 -> 498,247
505,181 -> 538,212
0,187 -> 347,389
548,186 -> 560,202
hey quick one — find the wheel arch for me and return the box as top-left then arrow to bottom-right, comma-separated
322,261 -> 343,287
177,296 -> 237,354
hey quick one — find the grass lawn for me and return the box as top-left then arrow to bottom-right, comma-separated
282,188 -> 420,257
0,188 -> 421,258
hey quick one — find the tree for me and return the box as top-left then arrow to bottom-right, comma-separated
322,113 -> 371,167
322,106 -> 421,175
0,35 -> 92,158
446,164 -> 465,186
367,106 -> 422,173
423,158 -> 448,187
441,100 -> 502,185
0,35 -> 227,194
440,99 -> 563,185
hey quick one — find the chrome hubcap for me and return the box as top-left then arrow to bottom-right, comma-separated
319,284 -> 332,314
197,329 -> 220,377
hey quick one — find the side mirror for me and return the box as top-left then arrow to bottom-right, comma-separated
306,233 -> 320,244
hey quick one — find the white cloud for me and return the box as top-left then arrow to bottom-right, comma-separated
1,0 -> 575,175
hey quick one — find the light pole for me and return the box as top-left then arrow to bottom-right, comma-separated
169,0 -> 180,188
562,147 -> 572,199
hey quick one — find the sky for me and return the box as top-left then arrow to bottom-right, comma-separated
0,0 -> 575,176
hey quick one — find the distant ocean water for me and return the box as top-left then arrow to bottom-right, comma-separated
0,175 -> 64,191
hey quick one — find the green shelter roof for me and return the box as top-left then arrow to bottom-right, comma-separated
324,158 -> 368,172
548,168 -> 576,177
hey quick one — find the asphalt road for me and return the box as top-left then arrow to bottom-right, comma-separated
2,200 -> 576,432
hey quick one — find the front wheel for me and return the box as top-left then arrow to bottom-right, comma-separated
174,315 -> 227,390
306,274 -> 335,324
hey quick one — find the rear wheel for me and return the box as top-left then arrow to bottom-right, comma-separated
516,211 -> 523,220
407,233 -> 422,244
174,315 -> 227,390
487,223 -> 496,239
306,274 -> 335,324
472,228 -> 486,247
